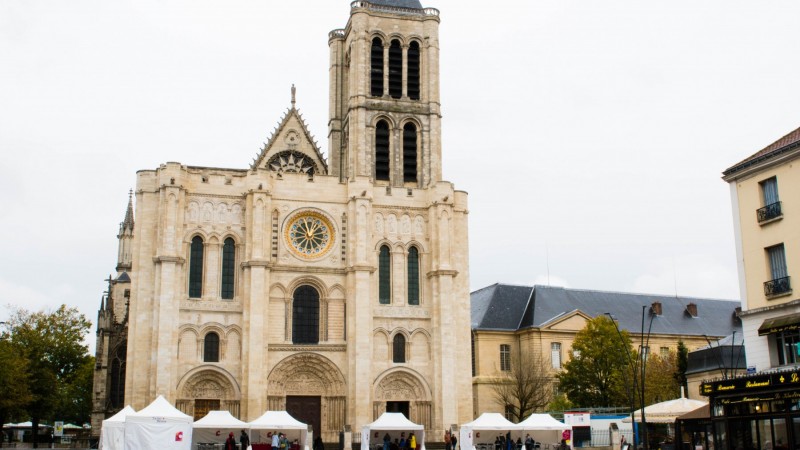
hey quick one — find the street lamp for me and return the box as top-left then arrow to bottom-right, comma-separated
604,313 -> 639,448
605,307 -> 656,450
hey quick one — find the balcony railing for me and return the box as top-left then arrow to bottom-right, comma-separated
764,276 -> 791,297
757,201 -> 782,223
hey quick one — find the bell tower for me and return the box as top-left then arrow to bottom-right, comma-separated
328,0 -> 441,187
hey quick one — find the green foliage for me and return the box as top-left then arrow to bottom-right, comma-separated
546,393 -> 573,412
4,305 -> 92,432
0,337 -> 33,427
642,351 -> 679,405
556,316 -> 634,408
674,341 -> 688,392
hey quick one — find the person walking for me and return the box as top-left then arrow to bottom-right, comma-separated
445,430 -> 452,450
225,432 -> 237,450
451,432 -> 458,450
409,433 -> 417,450
272,432 -> 281,450
241,430 -> 250,450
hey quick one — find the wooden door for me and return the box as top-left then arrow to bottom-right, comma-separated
286,396 -> 321,437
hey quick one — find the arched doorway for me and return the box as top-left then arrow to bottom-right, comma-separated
176,367 -> 241,420
374,369 -> 432,430
267,353 -> 346,442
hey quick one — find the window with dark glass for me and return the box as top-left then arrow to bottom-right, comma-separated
379,245 -> 391,304
204,332 -> 219,362
765,244 -> 790,297
758,177 -> 782,222
407,246 -> 419,305
109,344 -> 126,409
189,236 -> 204,298
375,121 -> 390,181
393,334 -> 406,363
407,41 -> 420,100
776,329 -> 800,365
292,285 -> 320,344
403,123 -> 417,183
388,40 -> 402,99
500,344 -> 511,371
221,238 -> 235,299
371,37 -> 384,97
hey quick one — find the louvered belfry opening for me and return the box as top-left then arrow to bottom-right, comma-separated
403,122 -> 417,183
388,39 -> 403,99
407,41 -> 420,100
371,37 -> 384,97
375,120 -> 390,181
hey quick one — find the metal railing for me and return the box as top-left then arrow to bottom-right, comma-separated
756,201 -> 782,223
350,1 -> 439,17
764,276 -> 791,297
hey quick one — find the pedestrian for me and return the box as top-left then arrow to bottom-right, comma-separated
399,433 -> 407,450
525,434 -> 534,450
445,430 -> 452,450
314,435 -> 325,450
451,432 -> 458,450
385,433 -> 392,450
225,432 -> 237,450
409,432 -> 417,450
241,430 -> 250,450
272,432 -> 281,450
558,439 -> 570,450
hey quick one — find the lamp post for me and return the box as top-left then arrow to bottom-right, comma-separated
604,313 -> 638,448
605,308 -> 656,450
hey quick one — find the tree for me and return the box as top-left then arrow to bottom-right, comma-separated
674,341 -> 688,393
556,316 -> 634,408
0,335 -> 32,441
642,351 -> 679,405
491,353 -> 553,421
6,305 -> 92,448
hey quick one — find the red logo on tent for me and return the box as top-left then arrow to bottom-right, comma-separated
176,431 -> 184,442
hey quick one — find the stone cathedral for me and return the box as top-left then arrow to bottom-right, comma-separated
91,0 -> 472,442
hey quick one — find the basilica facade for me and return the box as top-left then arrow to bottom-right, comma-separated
91,0 -> 472,442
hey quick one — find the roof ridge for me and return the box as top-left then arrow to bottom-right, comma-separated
533,284 -> 736,302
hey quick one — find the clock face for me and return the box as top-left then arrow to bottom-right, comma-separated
285,211 -> 335,259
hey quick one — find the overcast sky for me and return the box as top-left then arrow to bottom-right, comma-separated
2,0 -> 799,351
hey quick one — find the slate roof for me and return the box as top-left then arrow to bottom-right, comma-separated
686,336 -> 746,375
723,125 -> 800,177
368,0 -> 424,9
471,284 -> 741,338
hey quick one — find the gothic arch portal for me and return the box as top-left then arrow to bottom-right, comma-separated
176,366 -> 241,420
373,368 -> 432,430
267,353 -> 347,440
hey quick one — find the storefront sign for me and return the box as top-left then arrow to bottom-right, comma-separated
700,370 -> 800,396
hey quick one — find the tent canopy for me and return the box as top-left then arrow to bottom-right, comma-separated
100,406 -> 136,450
192,411 -> 248,447
624,397 -> 708,424
462,413 -> 520,430
517,415 -> 570,431
194,411 -> 248,428
248,411 -> 310,450
361,413 -> 425,450
124,395 -> 193,450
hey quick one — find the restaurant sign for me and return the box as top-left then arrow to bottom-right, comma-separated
700,371 -> 800,396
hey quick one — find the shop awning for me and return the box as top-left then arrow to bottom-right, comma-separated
758,312 -> 800,336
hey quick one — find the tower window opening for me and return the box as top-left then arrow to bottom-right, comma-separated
292,285 -> 320,344
403,123 -> 418,183
221,237 -> 235,299
203,332 -> 220,362
375,121 -> 390,181
388,39 -> 402,99
379,245 -> 391,304
189,236 -> 204,298
393,334 -> 407,363
371,38 -> 384,97
407,246 -> 419,305
407,41 -> 420,100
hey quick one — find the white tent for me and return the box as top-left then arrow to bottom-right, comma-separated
624,397 -> 708,424
517,414 -> 571,447
459,413 -> 524,450
248,411 -> 310,450
361,413 -> 425,450
124,395 -> 193,450
193,411 -> 249,449
99,405 -> 135,450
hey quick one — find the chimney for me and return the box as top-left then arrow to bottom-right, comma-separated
651,301 -> 662,316
686,303 -> 698,317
